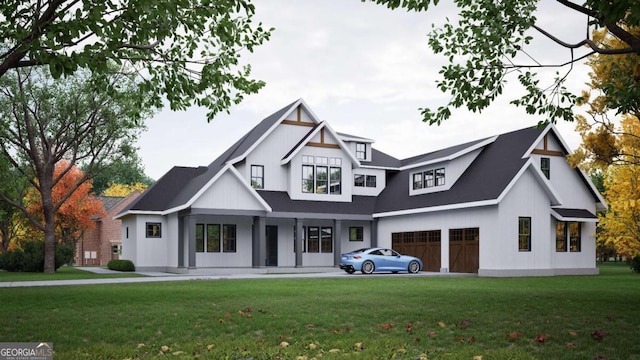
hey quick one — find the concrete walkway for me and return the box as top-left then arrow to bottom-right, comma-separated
0,267 -> 469,288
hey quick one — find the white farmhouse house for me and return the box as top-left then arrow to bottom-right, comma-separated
115,99 -> 606,276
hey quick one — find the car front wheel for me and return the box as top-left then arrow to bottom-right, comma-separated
408,260 -> 420,274
361,260 -> 375,274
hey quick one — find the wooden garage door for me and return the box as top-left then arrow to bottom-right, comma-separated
392,230 -> 441,272
449,228 -> 479,273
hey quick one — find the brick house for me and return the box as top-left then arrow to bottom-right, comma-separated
76,191 -> 140,266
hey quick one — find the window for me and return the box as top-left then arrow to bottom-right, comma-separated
223,224 -> 236,252
207,224 -> 221,252
424,170 -> 434,188
330,167 -> 341,194
355,174 -> 376,188
541,157 -> 550,179
112,245 -> 121,255
349,227 -> 364,241
518,217 -> 531,252
435,168 -> 445,186
413,173 -> 423,190
251,165 -> 264,189
321,227 -> 333,253
556,222 -> 567,251
569,222 -> 581,252
302,156 -> 342,194
196,224 -> 205,252
307,227 -> 319,253
146,223 -> 161,238
302,165 -> 314,193
316,166 -> 328,194
356,143 -> 366,160
126,227 -> 129,239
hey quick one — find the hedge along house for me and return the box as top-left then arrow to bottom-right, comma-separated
115,99 -> 606,276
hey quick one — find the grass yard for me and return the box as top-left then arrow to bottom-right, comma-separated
0,266 -> 143,282
0,263 -> 638,360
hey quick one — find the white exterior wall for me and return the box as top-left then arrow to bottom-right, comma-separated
352,168 -> 386,196
165,213 -> 179,268
339,221 -> 373,252
191,171 -> 265,211
289,146 -> 353,202
194,216 -> 253,267
266,218 -> 296,267
244,123 -> 314,192
120,216 -> 137,263
300,219 -> 338,266
128,215 -> 168,267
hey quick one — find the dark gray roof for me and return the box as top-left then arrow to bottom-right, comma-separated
374,126 -> 545,214
399,137 -> 491,167
257,190 -> 377,216
364,148 -> 401,168
552,208 -> 597,219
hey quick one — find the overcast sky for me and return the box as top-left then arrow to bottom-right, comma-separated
137,1 -> 595,180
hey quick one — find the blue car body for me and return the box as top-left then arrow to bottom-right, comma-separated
339,247 -> 423,274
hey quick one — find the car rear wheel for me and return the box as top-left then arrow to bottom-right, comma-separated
361,260 -> 375,274
408,260 -> 420,274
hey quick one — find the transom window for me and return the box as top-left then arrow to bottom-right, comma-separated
413,168 -> 445,190
518,217 -> 531,252
251,165 -> 264,189
301,156 -> 341,195
556,221 -> 581,252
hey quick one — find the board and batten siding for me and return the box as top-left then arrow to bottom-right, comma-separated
191,171 -> 265,211
194,216 -> 253,268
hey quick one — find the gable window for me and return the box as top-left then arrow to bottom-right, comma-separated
146,223 -> 161,238
349,227 -> 363,242
251,165 -> 264,189
223,224 -> 236,252
356,143 -> 366,160
556,221 -> 581,252
302,155 -> 342,195
541,157 -> 550,179
518,217 -> 531,252
412,168 -> 445,190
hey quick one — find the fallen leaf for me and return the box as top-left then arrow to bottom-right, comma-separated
224,312 -> 231,318
592,329 -> 606,341
137,343 -> 145,349
505,331 -> 521,341
238,310 -> 244,317
417,354 -> 428,360
218,319 -> 225,324
467,336 -> 476,343
247,313 -> 253,318
406,323 -> 413,332
295,356 -> 307,360
354,342 -> 365,350
414,338 -> 421,343
279,341 -> 289,348
172,351 -> 184,356
160,346 -> 169,352
535,334 -> 550,343
569,330 -> 577,337
329,349 -> 340,353
305,324 -> 315,329
565,342 -> 576,348
308,343 -> 317,350
438,321 -> 446,328
473,356 -> 483,360
245,307 -> 253,313
427,331 -> 437,337
458,320 -> 471,328
593,356 -> 607,360
377,323 -> 393,330
206,344 -> 214,350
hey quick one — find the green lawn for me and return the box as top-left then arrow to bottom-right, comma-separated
0,266 -> 143,282
0,263 -> 638,360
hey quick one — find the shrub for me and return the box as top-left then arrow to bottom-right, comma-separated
0,241 -> 75,272
629,255 -> 640,273
107,259 -> 135,272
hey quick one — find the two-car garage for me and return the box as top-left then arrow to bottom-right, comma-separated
391,228 -> 479,273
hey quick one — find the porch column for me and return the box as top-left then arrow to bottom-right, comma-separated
187,215 -> 197,269
252,216 -> 266,268
370,219 -> 378,247
177,216 -> 185,268
333,219 -> 342,266
295,218 -> 303,267
440,229 -> 449,273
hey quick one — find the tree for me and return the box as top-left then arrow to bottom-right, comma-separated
25,161 -> 105,247
103,182 -> 148,197
0,67 -> 146,272
0,158 -> 29,252
88,153 -> 153,195
366,0 -> 640,125
0,0 -> 272,120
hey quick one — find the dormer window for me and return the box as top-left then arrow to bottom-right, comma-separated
356,143 -> 366,160
301,155 -> 342,195
413,168 -> 445,190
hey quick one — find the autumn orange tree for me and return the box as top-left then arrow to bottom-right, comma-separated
25,161 -> 105,247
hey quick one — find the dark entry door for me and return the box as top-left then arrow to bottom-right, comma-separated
266,225 -> 278,266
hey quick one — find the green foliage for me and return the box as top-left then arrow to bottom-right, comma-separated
628,255 -> 640,273
366,0 -> 640,124
87,153 -> 154,195
0,241 -> 74,272
0,0 -> 273,121
107,259 -> 136,272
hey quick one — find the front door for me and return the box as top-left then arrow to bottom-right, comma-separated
266,225 -> 278,266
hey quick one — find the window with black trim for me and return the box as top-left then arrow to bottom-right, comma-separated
223,224 -> 236,252
349,227 -> 363,241
556,222 -> 567,251
196,224 -> 205,252
412,168 -> 445,190
518,217 -> 531,252
569,222 -> 581,252
304,226 -> 333,253
541,157 -> 550,179
207,224 -> 221,252
251,165 -> 264,189
355,174 -> 376,188
146,223 -> 161,238
556,221 -> 581,252
321,227 -> 333,253
302,156 -> 341,194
